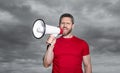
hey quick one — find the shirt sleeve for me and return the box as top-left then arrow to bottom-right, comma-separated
82,40 -> 90,56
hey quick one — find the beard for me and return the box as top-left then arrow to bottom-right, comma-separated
62,27 -> 72,36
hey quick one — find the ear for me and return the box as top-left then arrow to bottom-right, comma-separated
72,24 -> 74,29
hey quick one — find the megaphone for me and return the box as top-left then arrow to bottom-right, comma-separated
32,19 -> 63,39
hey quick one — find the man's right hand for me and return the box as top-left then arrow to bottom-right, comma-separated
46,34 -> 56,46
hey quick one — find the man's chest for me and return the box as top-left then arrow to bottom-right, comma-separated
53,41 -> 83,57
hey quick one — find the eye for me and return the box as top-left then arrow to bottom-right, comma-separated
66,22 -> 70,25
61,22 -> 65,25
62,22 -> 65,24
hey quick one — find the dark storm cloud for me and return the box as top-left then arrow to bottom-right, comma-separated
79,25 -> 120,54
35,0 -> 63,7
0,0 -> 120,62
106,0 -> 120,17
0,0 -> 38,62
0,0 -> 120,73
0,0 -> 119,61
0,24 -> 34,62
0,0 -> 34,22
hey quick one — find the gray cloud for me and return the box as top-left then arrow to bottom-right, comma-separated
0,0 -> 120,73
0,0 -> 120,58
78,25 -> 120,54
0,0 -> 120,60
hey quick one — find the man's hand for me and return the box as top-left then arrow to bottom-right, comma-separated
46,34 -> 56,46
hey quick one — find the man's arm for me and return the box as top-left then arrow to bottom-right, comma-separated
83,55 -> 92,73
43,35 -> 56,68
43,44 -> 54,68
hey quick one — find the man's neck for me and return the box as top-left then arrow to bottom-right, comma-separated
62,34 -> 73,38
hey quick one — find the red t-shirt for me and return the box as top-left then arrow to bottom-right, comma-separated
52,36 -> 90,73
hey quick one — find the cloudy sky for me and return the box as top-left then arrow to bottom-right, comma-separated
0,0 -> 120,73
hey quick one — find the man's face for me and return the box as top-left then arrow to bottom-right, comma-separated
59,17 -> 74,36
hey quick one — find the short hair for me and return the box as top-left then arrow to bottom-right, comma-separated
59,13 -> 74,24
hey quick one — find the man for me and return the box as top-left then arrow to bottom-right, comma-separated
43,13 -> 92,73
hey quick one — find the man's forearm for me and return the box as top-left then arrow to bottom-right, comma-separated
84,64 -> 92,73
43,45 -> 54,68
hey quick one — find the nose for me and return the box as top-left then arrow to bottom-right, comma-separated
63,23 -> 67,27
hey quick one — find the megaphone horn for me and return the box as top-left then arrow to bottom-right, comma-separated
32,19 -> 63,39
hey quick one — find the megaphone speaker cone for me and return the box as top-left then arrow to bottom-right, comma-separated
32,19 -> 46,39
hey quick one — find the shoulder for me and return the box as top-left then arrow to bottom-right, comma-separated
74,36 -> 89,45
73,36 -> 85,42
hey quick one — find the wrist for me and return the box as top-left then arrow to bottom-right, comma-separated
47,43 -> 54,49
47,43 -> 51,47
